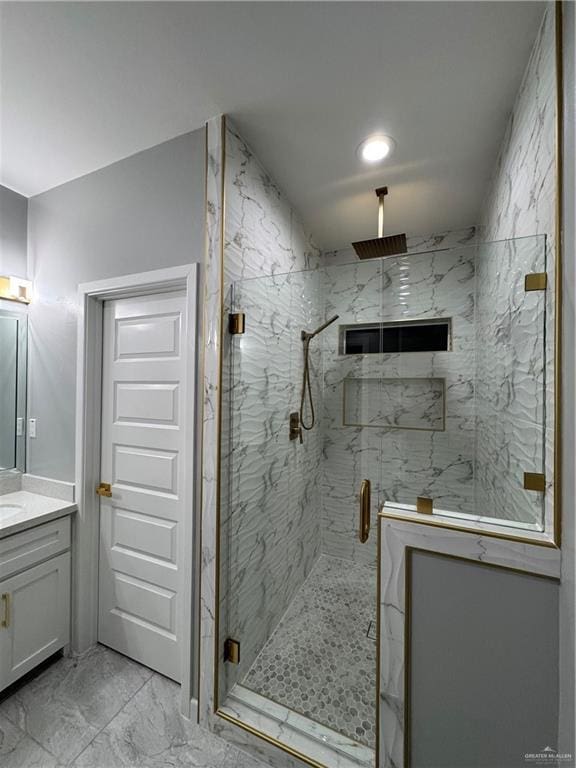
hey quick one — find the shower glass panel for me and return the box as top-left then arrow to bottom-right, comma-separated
376,235 -> 547,528
218,233 -> 548,764
376,244 -> 478,518
473,235 -> 548,527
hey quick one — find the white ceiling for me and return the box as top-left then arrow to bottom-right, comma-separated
0,2 -> 545,250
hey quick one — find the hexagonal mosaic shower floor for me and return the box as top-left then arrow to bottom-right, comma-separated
242,555 -> 377,747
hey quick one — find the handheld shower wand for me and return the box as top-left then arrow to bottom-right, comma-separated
299,314 -> 339,432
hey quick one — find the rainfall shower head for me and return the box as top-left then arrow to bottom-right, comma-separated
301,315 -> 339,342
352,187 -> 407,260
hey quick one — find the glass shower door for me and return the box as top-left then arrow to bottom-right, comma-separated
219,262 -> 382,763
219,269 -> 324,706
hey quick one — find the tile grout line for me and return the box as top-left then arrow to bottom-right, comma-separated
66,668 -> 156,766
1,686 -> 64,761
0,712 -> 61,764
1,650 -> 156,765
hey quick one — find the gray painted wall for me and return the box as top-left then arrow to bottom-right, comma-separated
410,551 -> 559,768
26,128 -> 206,480
0,184 -> 28,278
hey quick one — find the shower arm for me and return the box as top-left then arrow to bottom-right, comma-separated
301,315 -> 340,342
376,186 -> 388,238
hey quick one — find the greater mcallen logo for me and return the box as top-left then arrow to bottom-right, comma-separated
525,746 -> 573,763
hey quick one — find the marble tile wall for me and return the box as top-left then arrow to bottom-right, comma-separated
200,111 -> 306,768
199,115 -> 225,726
477,3 -> 556,527
218,122 -> 324,701
320,240 -> 477,565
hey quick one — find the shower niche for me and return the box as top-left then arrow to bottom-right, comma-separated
342,377 -> 446,431
217,233 -> 550,767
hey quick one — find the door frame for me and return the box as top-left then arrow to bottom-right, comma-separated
74,264 -> 199,717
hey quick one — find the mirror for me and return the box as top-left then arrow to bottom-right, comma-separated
0,308 -> 27,473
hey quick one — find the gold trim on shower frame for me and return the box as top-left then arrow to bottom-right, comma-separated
210,114 -> 226,722
207,5 -> 565,766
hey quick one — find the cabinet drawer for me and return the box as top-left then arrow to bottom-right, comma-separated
0,517 -> 71,581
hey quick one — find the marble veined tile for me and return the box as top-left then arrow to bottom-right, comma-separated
225,125 -> 320,284
219,119 -> 325,704
321,242 -> 477,562
0,713 -> 57,768
476,5 -> 555,529
0,645 -> 153,763
343,377 -> 445,431
73,673 -> 266,768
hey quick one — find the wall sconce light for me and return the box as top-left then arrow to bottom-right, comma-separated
0,276 -> 32,304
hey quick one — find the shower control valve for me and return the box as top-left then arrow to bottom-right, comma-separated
289,412 -> 303,443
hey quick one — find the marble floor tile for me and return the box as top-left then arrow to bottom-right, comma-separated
0,712 -> 58,768
72,673 -> 266,768
0,645 -> 153,764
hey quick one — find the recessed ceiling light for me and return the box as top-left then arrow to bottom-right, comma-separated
358,135 -> 395,164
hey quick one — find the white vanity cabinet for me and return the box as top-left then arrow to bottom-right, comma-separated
0,516 -> 71,691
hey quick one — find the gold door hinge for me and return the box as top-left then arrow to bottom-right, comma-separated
96,482 -> 112,497
416,496 -> 433,514
229,313 -> 245,335
524,472 -> 546,492
525,273 -> 547,291
224,638 -> 240,664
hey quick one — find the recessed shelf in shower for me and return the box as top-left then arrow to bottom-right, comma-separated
343,377 -> 446,431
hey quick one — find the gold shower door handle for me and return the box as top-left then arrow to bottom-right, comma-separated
359,479 -> 371,543
1,593 -> 10,628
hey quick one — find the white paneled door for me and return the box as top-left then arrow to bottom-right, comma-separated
98,292 -> 187,681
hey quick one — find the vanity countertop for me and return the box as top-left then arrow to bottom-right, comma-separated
0,491 -> 77,539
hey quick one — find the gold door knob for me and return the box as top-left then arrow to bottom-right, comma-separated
96,482 -> 112,497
